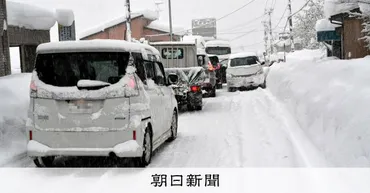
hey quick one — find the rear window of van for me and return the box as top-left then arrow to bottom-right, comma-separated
35,52 -> 130,87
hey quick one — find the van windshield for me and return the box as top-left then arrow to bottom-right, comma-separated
230,56 -> 258,67
35,52 -> 130,87
205,47 -> 231,55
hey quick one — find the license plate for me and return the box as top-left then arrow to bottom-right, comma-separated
69,100 -> 93,114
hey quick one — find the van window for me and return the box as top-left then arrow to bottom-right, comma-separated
154,62 -> 165,85
132,52 -> 146,82
162,48 -> 184,59
144,61 -> 155,84
205,47 -> 231,55
230,56 -> 258,67
35,52 -> 130,87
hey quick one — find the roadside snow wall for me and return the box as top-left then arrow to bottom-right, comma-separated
268,49 -> 370,167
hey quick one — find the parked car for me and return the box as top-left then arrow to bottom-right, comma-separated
226,52 -> 266,92
165,67 -> 203,111
27,40 -> 178,167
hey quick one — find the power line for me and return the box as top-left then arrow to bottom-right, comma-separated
283,0 -> 313,31
273,5 -> 288,30
230,28 -> 261,41
219,14 -> 266,32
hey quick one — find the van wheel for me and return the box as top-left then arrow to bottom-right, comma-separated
33,156 -> 55,167
136,129 -> 152,167
168,110 -> 178,141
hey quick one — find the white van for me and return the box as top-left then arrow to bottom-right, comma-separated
226,52 -> 266,92
26,40 -> 178,167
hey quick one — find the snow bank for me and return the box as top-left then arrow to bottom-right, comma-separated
268,49 -> 370,166
55,9 -> 75,26
315,19 -> 340,32
7,1 -> 56,30
0,73 -> 31,165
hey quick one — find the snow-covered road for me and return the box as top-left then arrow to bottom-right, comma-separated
3,86 -> 328,168
153,87 -> 328,167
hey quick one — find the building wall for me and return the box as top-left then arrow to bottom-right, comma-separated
143,28 -> 180,42
343,18 -> 370,59
8,26 -> 50,46
0,0 -> 11,77
82,17 -> 180,42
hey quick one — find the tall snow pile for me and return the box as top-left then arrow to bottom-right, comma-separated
0,74 -> 31,165
268,49 -> 370,167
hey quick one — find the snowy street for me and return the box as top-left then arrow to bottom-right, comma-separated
1,84 -> 328,168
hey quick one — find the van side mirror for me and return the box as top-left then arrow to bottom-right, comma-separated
168,74 -> 179,85
261,61 -> 266,65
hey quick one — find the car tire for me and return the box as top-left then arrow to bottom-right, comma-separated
168,110 -> 178,142
260,80 -> 267,89
33,156 -> 55,167
136,128 -> 153,167
187,104 -> 194,111
228,87 -> 236,92
210,87 -> 216,97
195,105 -> 202,111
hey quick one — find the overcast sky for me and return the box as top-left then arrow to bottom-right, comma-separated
11,0 -> 307,52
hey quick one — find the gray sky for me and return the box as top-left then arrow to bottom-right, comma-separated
11,0 -> 307,52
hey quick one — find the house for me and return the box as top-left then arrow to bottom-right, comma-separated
323,2 -> 370,59
80,10 -> 185,42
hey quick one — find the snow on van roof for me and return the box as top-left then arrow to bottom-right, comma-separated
7,1 -> 57,30
205,40 -> 231,47
229,52 -> 257,59
36,40 -> 159,55
150,41 -> 196,46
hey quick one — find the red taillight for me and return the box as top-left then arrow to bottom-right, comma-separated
30,80 -> 37,91
29,131 -> 33,140
191,86 -> 200,92
133,130 -> 136,140
128,77 -> 136,88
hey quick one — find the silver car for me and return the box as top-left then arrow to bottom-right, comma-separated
26,40 -> 178,167
226,52 -> 266,92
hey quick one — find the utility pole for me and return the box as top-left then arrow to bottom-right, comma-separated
262,20 -> 268,61
288,0 -> 295,51
168,0 -> 173,41
125,0 -> 132,42
267,8 -> 274,56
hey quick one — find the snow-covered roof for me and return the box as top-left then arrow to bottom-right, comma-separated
324,0 -> 361,17
7,1 -> 56,30
229,52 -> 257,60
316,19 -> 340,32
80,10 -> 158,39
36,39 -> 159,55
146,21 -> 185,36
6,1 -> 75,30
183,35 -> 206,49
150,41 -> 196,46
205,40 -> 231,47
